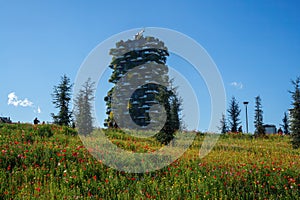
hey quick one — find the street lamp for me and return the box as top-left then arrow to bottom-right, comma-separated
243,101 -> 249,133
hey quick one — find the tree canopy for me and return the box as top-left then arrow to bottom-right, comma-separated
254,95 -> 265,136
51,75 -> 73,126
290,77 -> 300,148
227,97 -> 241,133
74,78 -> 95,135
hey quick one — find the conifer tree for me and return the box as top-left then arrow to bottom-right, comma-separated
74,78 -> 95,135
227,97 -> 241,132
254,95 -> 265,136
281,112 -> 289,135
290,77 -> 300,148
51,75 -> 73,126
170,93 -> 181,132
219,113 -> 228,134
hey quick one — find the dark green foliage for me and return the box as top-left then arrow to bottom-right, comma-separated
170,91 -> 181,132
37,125 -> 53,137
254,96 -> 265,136
103,88 -> 116,128
219,113 -> 228,134
104,35 -> 181,145
51,75 -> 73,126
281,112 -> 290,135
238,125 -> 243,133
104,36 -> 169,128
74,78 -> 95,136
154,86 -> 182,144
290,77 -> 300,148
227,97 -> 241,133
62,126 -> 78,136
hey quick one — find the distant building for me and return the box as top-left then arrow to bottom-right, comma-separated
0,117 -> 12,123
263,124 -> 277,134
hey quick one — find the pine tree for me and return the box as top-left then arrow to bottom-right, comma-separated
219,113 -> 228,134
104,34 -> 180,144
155,86 -> 182,144
170,93 -> 181,132
51,75 -> 73,126
254,95 -> 265,136
74,78 -> 95,135
281,112 -> 290,135
290,77 -> 300,148
227,97 -> 241,132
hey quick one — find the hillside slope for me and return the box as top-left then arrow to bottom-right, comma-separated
0,124 -> 299,199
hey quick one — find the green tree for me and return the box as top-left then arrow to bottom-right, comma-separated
219,113 -> 228,134
290,77 -> 300,148
281,112 -> 290,135
51,75 -> 73,126
170,92 -> 181,132
155,86 -> 182,144
254,95 -> 265,136
227,97 -> 241,132
104,33 -> 180,144
74,78 -> 95,136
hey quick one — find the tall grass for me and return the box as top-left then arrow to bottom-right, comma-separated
0,124 -> 299,199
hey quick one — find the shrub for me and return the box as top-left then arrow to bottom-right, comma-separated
37,125 -> 53,137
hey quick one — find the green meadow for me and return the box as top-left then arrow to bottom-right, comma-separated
0,124 -> 299,199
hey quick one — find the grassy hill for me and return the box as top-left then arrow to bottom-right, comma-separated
0,124 -> 299,199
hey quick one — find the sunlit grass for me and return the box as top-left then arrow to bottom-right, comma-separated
0,124 -> 299,199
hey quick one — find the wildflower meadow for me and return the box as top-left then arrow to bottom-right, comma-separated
0,124 -> 299,199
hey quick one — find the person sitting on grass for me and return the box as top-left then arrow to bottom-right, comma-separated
33,117 -> 40,125
278,127 -> 283,135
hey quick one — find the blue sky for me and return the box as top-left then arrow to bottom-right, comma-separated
0,0 -> 299,133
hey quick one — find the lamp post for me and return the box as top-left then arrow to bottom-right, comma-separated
243,101 -> 249,133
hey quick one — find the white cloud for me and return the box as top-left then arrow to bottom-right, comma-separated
7,92 -> 19,106
37,106 -> 41,114
8,92 -> 42,115
8,92 -> 33,107
33,106 -> 42,114
230,82 -> 243,89
19,98 -> 33,107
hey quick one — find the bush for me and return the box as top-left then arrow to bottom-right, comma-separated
62,126 -> 78,136
37,125 -> 53,137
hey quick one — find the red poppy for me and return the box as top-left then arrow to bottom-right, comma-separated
72,152 -> 78,157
